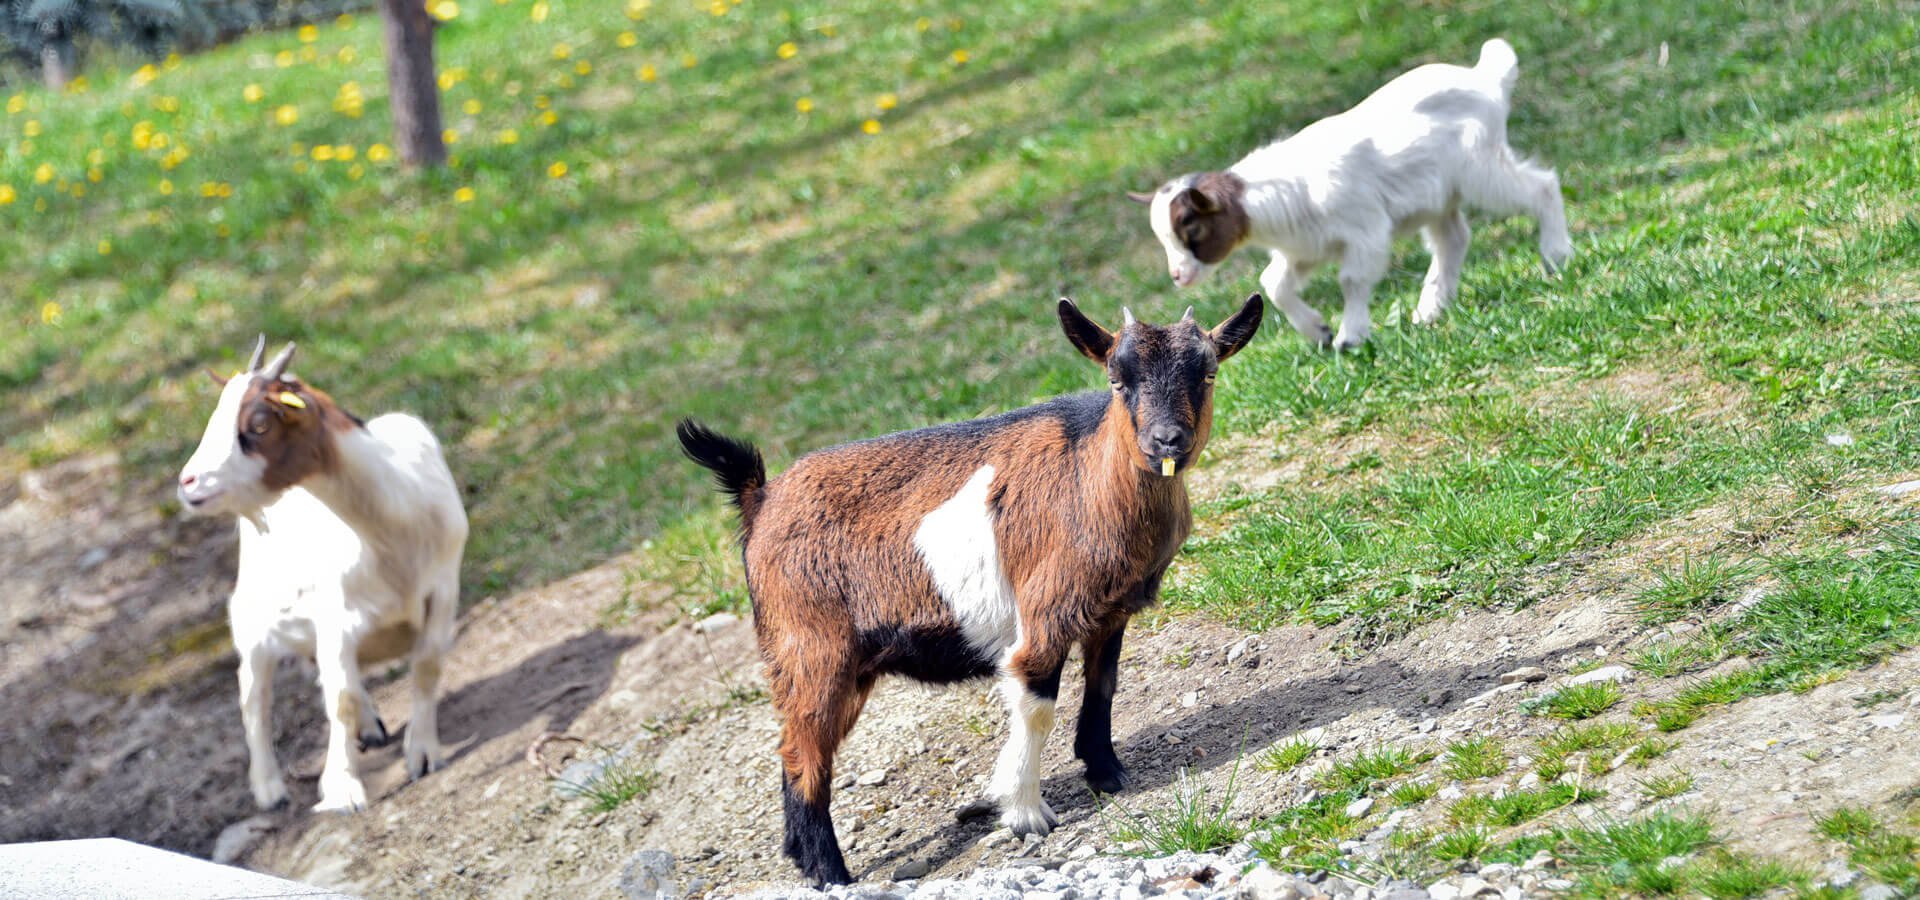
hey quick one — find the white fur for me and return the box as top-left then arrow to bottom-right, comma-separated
180,374 -> 466,813
987,676 -> 1058,835
913,465 -> 1019,658
1146,38 -> 1572,349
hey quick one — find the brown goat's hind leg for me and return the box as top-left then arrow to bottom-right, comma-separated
1075,618 -> 1130,794
777,670 -> 872,886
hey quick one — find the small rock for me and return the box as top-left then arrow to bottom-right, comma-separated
1455,877 -> 1492,897
1858,885 -> 1899,900
1875,479 -> 1920,497
1823,858 -> 1860,886
1417,718 -> 1437,734
1345,797 -> 1375,819
1869,714 -> 1906,729
1477,863 -> 1516,881
1827,433 -> 1855,446
1181,691 -> 1200,708
210,815 -> 277,865
1427,884 -> 1461,900
1425,688 -> 1453,707
856,768 -> 888,786
618,849 -> 678,900
77,547 -> 110,571
1563,665 -> 1631,686
1521,850 -> 1555,871
691,612 -> 738,633
1343,684 -> 1365,694
1540,879 -> 1574,891
1227,636 -> 1261,668
1239,865 -> 1303,900
893,858 -> 931,880
1499,667 -> 1548,685
1438,785 -> 1465,801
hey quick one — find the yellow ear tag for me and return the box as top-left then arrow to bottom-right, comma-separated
277,391 -> 307,409
1161,457 -> 1177,477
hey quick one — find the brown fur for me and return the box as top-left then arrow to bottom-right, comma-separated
1169,172 -> 1252,264
231,376 -> 363,491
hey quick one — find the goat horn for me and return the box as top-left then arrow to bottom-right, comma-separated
1122,307 -> 1137,327
1181,306 -> 1195,322
260,342 -> 296,381
247,334 -> 267,372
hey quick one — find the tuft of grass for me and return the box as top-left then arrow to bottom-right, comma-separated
1451,783 -> 1602,827
1538,681 -> 1623,720
1430,827 -> 1495,862
1442,736 -> 1508,781
1690,852 -> 1809,899
1388,780 -> 1438,807
1627,738 -> 1680,768
1315,744 -> 1430,792
1639,773 -> 1696,801
1251,790 -> 1368,873
1258,735 -> 1319,775
1817,807 -> 1880,843
1564,812 -> 1718,868
557,757 -> 659,814
1634,556 -> 1760,625
1102,765 -> 1245,855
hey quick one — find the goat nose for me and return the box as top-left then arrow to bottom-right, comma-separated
1148,424 -> 1189,453
180,474 -> 197,487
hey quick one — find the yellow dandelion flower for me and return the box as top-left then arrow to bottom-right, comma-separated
129,64 -> 158,88
429,0 -> 458,21
497,128 -> 519,144
40,301 -> 61,325
777,41 -> 798,59
274,105 -> 299,125
462,98 -> 482,115
23,119 -> 40,137
200,181 -> 219,197
298,24 -> 318,42
539,109 -> 558,126
87,167 -> 103,183
292,161 -> 309,174
529,0 -> 547,21
218,183 -> 233,198
98,239 -> 112,255
795,96 -> 813,113
552,42 -> 571,59
300,46 -> 317,62
951,49 -> 969,64
275,50 -> 294,67
547,160 -> 567,178
367,143 -> 392,162
707,0 -> 725,16
312,145 -> 336,161
442,129 -> 459,145
534,94 -> 550,109
69,183 -> 85,198
819,23 -> 837,37
18,139 -> 33,153
0,184 -> 14,204
33,163 -> 54,184
150,133 -> 170,149
680,52 -> 697,68
348,163 -> 364,179
66,75 -> 89,94
624,0 -> 648,18
157,178 -> 174,195
861,118 -> 881,135
336,145 -> 356,161
877,93 -> 898,111
337,46 -> 358,64
617,31 -> 638,48
216,224 -> 231,237
639,64 -> 657,82
336,13 -> 354,28
5,94 -> 24,114
86,148 -> 105,165
454,186 -> 475,203
575,60 -> 591,75
163,52 -> 181,69
917,17 -> 932,31
243,83 -> 264,103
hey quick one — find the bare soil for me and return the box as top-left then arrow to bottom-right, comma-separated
4,452 -> 1916,897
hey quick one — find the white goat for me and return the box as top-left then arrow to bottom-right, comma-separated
178,338 -> 466,813
1133,38 -> 1572,350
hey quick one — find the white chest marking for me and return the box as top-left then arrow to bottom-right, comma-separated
913,465 -> 1019,658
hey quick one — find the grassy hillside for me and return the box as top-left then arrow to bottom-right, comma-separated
3,0 -> 1916,626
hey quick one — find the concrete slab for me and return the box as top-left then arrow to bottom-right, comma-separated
0,838 -> 355,899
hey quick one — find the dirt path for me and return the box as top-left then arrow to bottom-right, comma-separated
3,456 -> 1914,897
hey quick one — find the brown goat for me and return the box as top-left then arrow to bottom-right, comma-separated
677,294 -> 1263,886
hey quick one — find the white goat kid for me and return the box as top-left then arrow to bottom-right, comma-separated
1133,38 -> 1572,350
178,338 -> 466,813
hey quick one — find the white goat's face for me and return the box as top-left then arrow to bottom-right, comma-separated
1137,172 -> 1251,288
178,373 -> 276,517
1147,179 -> 1212,289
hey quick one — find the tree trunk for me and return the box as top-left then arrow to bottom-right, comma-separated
377,0 -> 445,168
40,37 -> 75,91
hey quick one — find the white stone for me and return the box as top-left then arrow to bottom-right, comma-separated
691,612 -> 739,634
1563,665 -> 1631,686
1869,714 -> 1906,729
856,768 -> 888,786
1499,667 -> 1548,685
1345,797 -> 1375,818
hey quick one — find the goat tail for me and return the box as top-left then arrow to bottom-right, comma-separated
1476,38 -> 1519,101
676,418 -> 767,534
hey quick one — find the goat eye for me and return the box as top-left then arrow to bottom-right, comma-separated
248,410 -> 272,434
1204,373 -> 1217,385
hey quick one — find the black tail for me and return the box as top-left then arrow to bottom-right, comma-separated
676,418 -> 767,532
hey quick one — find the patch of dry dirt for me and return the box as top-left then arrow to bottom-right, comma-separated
5,453 -> 1918,898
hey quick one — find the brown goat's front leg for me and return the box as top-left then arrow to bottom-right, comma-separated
1074,616 -> 1130,794
774,664 -> 872,887
989,629 -> 1071,836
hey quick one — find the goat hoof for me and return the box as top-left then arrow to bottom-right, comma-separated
408,753 -> 446,780
1084,763 -> 1131,795
1332,336 -> 1369,352
1003,802 -> 1058,837
357,717 -> 393,752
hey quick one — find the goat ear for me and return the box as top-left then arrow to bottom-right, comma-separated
1057,297 -> 1115,364
1181,186 -> 1217,215
1208,293 -> 1264,361
205,368 -> 230,387
1125,190 -> 1155,205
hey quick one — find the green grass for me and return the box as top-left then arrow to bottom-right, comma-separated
556,755 -> 658,813
1251,789 -> 1368,873
1430,826 -> 1495,863
1451,783 -> 1601,827
1315,744 -> 1430,792
1638,773 -> 1695,801
1633,556 -> 1759,625
1102,765 -> 1246,855
1441,736 -> 1508,781
1537,681 -> 1624,720
1626,738 -> 1679,768
1815,808 -> 1920,894
1387,780 -> 1437,807
0,0 -> 1914,622
1257,735 -> 1319,775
